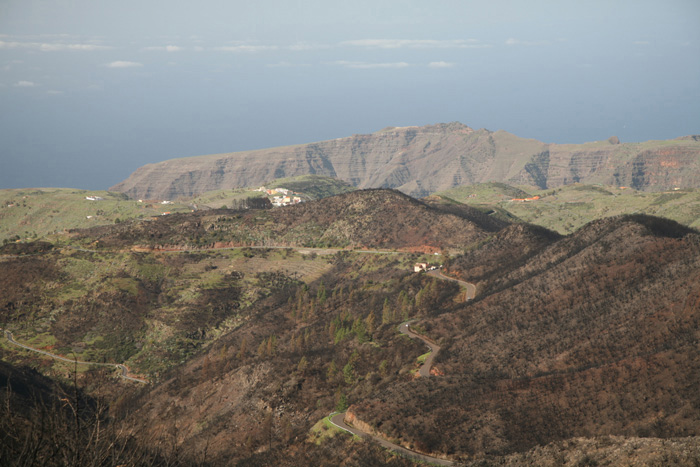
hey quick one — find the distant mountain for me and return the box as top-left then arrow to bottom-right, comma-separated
111,122 -> 700,200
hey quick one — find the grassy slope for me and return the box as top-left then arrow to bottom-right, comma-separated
267,174 -> 356,200
189,188 -> 266,209
189,175 -> 355,209
0,176 -> 356,243
0,245 -> 341,380
0,188 -> 192,243
436,183 -> 700,234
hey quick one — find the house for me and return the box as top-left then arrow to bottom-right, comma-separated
510,195 -> 540,202
414,262 -> 429,273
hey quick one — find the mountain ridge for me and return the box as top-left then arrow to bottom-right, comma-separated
111,122 -> 700,200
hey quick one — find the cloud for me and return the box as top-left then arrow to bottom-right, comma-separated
633,41 -> 651,46
428,61 -> 455,68
505,38 -> 550,46
38,43 -> 110,52
331,61 -> 410,69
105,60 -> 143,68
287,42 -> 331,51
47,89 -> 64,95
14,80 -> 37,87
0,40 -> 111,51
143,45 -> 182,52
341,39 -> 486,49
214,45 -> 278,53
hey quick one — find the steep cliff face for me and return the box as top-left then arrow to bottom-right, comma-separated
110,123 -> 700,200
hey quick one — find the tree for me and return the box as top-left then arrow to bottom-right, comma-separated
364,311 -> 376,337
343,361 -> 355,385
326,360 -> 338,382
336,391 -> 348,412
297,356 -> 309,374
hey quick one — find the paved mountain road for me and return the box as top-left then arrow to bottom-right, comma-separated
329,411 -> 454,466
428,269 -> 476,300
329,301 -> 475,465
399,321 -> 440,378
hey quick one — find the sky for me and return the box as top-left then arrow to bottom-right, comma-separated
1,0 -> 699,190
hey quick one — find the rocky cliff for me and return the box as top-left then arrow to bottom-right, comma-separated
110,122 -> 700,199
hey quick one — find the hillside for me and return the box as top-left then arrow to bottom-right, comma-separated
72,189 -> 492,253
0,188 -> 192,244
0,175 -> 354,243
111,122 -> 700,200
351,215 -> 700,459
1,189 -> 491,379
437,183 -> 700,233
2,189 -> 700,465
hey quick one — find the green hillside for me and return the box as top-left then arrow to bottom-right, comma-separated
189,187 -> 267,209
436,183 -> 700,234
267,174 -> 356,200
0,176 -> 356,243
0,188 -> 191,244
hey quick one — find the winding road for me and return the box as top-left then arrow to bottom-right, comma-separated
2,329 -> 147,383
4,244 -> 472,461
428,268 -> 476,301
330,409 -> 453,466
398,321 -> 440,378
328,311 -> 469,466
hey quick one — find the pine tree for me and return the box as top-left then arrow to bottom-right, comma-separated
326,360 -> 338,381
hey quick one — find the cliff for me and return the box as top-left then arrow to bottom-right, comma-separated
110,123 -> 700,200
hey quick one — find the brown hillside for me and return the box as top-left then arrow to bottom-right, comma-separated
110,123 -> 700,200
74,189 -> 495,252
352,215 -> 700,458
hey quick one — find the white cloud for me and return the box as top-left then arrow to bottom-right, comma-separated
47,89 -> 64,95
143,45 -> 182,52
428,61 -> 455,68
39,43 -> 110,52
287,42 -> 331,51
505,38 -> 550,46
633,41 -> 651,46
14,80 -> 37,87
266,61 -> 311,68
332,61 -> 410,69
0,40 -> 111,51
214,45 -> 278,53
105,60 -> 143,68
341,39 -> 485,49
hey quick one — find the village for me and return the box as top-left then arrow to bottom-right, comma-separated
255,186 -> 303,207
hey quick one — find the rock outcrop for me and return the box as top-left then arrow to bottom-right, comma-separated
110,122 -> 700,199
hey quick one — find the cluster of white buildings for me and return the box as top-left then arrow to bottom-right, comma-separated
256,186 -> 303,207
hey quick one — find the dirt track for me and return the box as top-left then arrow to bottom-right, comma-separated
2,329 -> 147,383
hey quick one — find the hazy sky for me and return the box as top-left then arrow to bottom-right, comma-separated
1,0 -> 699,190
